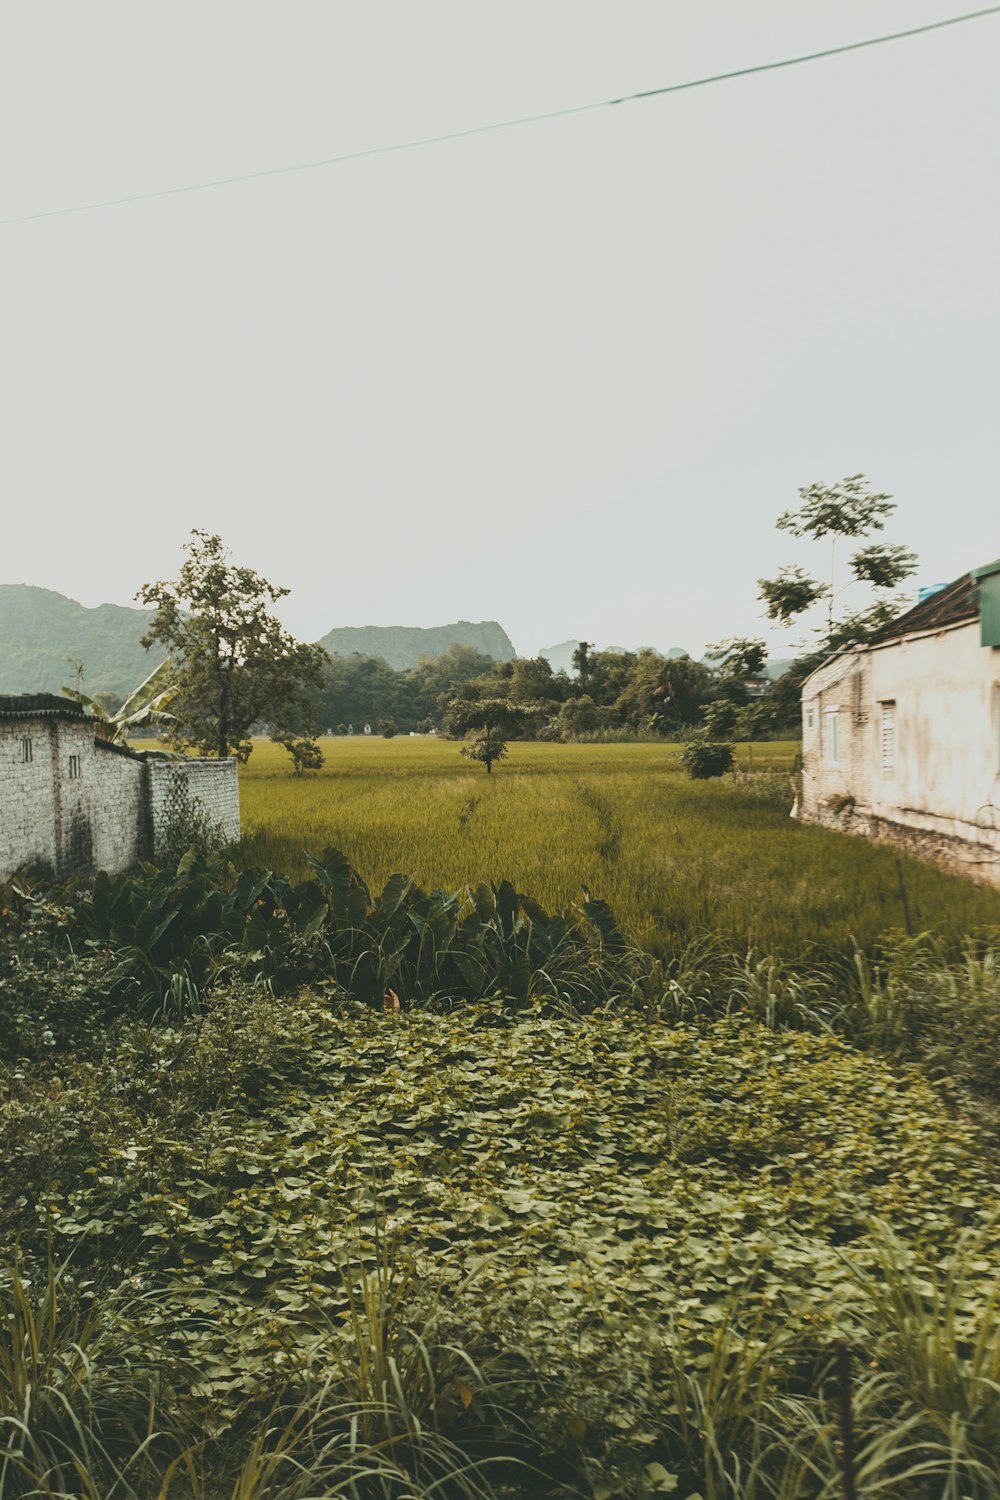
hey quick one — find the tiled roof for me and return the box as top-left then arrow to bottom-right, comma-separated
94,736 -> 144,760
867,572 -> 980,645
0,693 -> 87,721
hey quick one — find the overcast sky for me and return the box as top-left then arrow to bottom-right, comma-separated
2,2 -> 998,659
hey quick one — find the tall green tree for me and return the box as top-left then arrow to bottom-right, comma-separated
138,531 -> 328,761
571,641 -> 594,691
758,475 -> 917,641
615,652 -> 710,735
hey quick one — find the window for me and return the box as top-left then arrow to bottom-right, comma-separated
68,753 -> 81,780
19,737 -> 32,763
806,708 -> 815,732
824,708 -> 840,764
880,702 -> 896,772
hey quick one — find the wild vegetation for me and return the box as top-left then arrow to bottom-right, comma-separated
4,729 -> 1000,1495
237,738 -> 999,957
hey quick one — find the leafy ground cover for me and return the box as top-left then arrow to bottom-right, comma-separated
234,739 -> 1000,957
3,985 -> 1000,1497
4,741 -> 1000,1496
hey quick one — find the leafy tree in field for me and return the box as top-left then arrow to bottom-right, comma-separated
698,637 -> 769,742
758,475 -> 917,641
313,654 -> 409,732
753,476 -> 918,734
559,695 -> 601,739
615,652 -> 711,735
409,643 -> 498,702
706,637 -> 767,682
571,641 -> 594,691
587,650 -> 637,710
138,531 -> 328,761
445,696 -> 524,773
509,655 -> 563,706
700,699 -> 740,739
272,732 -> 325,775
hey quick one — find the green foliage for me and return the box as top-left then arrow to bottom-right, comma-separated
680,740 -> 735,779
60,657 -> 178,745
157,795 -> 232,870
271,731 -> 325,775
235,738 -> 1000,960
0,1248 -> 173,1497
760,474 -> 918,645
559,694 -> 601,739
777,473 -> 895,540
137,530 -> 328,761
447,697 -> 527,772
757,565 -> 829,626
0,846 -> 648,1028
3,993 -> 1000,1495
705,637 -> 768,679
461,728 -> 509,772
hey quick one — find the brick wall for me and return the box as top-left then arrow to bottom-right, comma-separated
145,758 -> 241,862
0,718 -> 60,877
1,707 -> 240,879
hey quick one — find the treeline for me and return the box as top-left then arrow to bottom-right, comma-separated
311,641 -> 801,739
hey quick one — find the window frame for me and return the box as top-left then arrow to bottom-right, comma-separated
880,700 -> 896,773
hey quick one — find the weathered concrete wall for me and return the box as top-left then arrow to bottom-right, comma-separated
145,757 -> 240,862
1,705 -> 240,880
799,624 -> 1000,887
89,741 -> 148,874
0,717 -> 60,877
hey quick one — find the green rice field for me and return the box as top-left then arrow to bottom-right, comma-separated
234,737 -> 1000,957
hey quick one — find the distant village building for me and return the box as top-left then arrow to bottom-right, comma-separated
0,694 -> 240,881
798,560 -> 1000,885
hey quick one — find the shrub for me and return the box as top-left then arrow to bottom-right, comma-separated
680,739 -> 735,779
156,796 -> 229,866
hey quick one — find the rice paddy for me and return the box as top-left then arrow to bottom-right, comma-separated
235,737 -> 1000,957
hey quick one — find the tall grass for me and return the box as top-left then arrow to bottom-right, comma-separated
6,1229 -> 1000,1499
235,739 -> 1000,959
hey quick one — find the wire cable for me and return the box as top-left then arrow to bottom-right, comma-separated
3,4 -> 999,228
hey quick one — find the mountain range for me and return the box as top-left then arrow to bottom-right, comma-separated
0,586 -> 516,698
318,620 -> 515,671
0,585 -> 792,699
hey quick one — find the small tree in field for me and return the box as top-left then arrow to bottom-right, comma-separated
461,728 -> 509,773
445,697 -> 523,774
272,732 -> 325,775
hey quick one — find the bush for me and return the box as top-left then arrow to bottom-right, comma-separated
156,797 -> 229,866
680,739 -> 735,779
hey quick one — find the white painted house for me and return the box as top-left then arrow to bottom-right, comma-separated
798,559 -> 1000,886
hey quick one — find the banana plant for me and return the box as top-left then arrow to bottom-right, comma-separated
61,659 -> 178,745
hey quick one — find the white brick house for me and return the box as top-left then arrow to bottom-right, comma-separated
0,694 -> 240,881
798,560 -> 1000,885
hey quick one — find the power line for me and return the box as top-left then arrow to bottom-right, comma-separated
3,4 -> 999,228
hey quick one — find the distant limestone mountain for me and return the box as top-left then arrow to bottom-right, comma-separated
0,586 -> 166,699
0,590 -> 518,695
539,640 -> 689,675
317,620 -> 516,671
